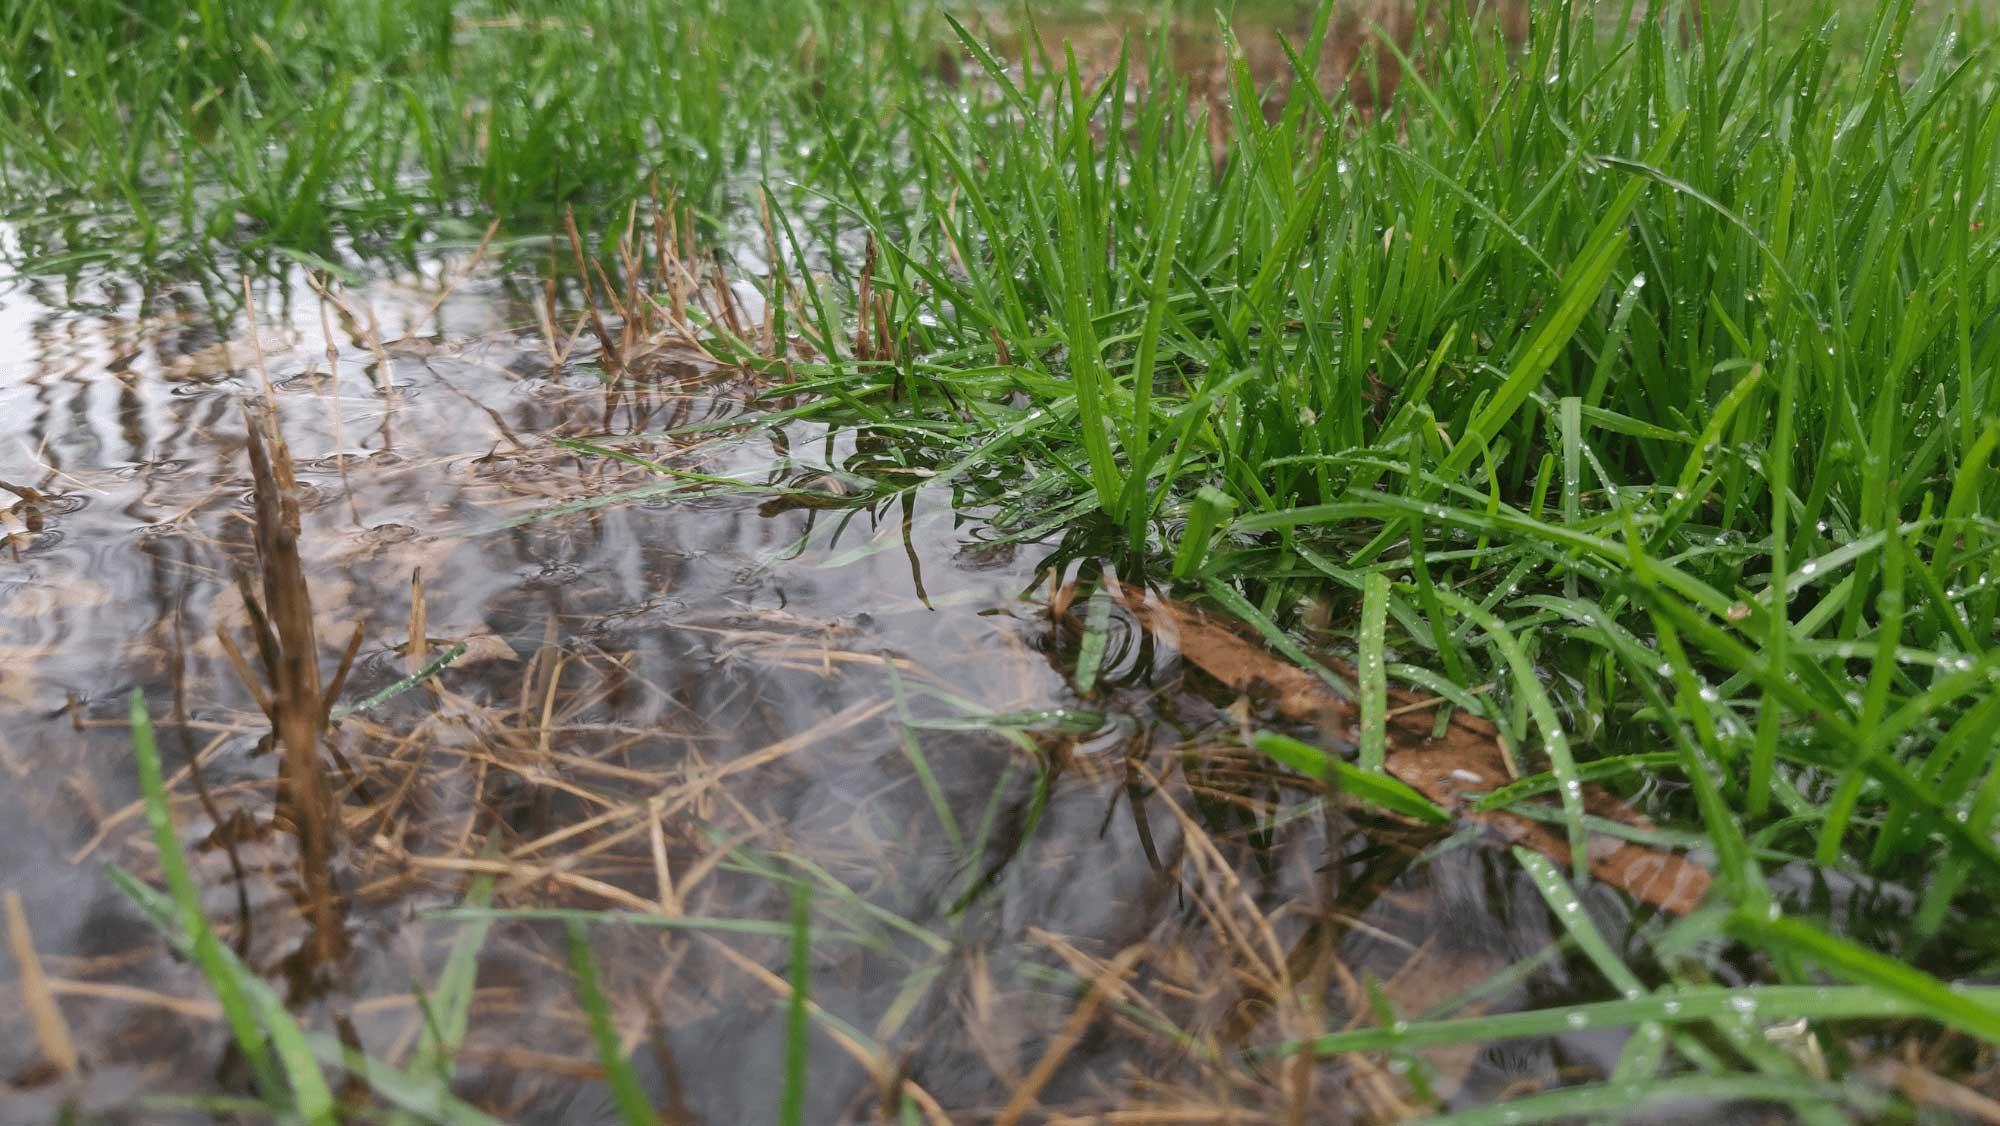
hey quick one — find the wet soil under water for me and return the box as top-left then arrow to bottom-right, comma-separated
0,245 -> 1727,1123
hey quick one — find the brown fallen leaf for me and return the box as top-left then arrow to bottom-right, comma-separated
1121,588 -> 1713,915
1120,590 -> 1345,727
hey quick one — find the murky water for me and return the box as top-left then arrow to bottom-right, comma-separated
0,242 -> 1702,1123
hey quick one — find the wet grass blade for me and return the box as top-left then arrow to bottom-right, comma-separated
121,690 -> 324,1118
1071,582 -> 1113,696
1265,983 -> 2000,1058
1357,572 -> 1390,772
426,907 -> 825,942
1730,909 -> 2000,1044
1252,732 -> 1449,825
330,641 -> 466,721
781,881 -> 813,1126
1435,592 -> 1587,880
565,921 -> 658,1126
1512,848 -> 1669,1078
1405,1076 -> 1848,1126
412,851 -> 498,1085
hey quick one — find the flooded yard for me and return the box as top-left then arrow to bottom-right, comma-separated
4,0 -> 2000,1122
0,240 -> 1737,1123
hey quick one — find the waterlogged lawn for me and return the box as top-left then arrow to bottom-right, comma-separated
4,0 -> 2000,1121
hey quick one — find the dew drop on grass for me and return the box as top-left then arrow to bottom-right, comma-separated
1564,1011 -> 1588,1029
1663,999 -> 1682,1015
1799,560 -> 1819,577
1729,994 -> 1758,1016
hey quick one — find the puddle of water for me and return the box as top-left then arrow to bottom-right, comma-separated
0,241 -> 1680,1122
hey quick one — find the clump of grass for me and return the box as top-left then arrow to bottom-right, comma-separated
700,0 -> 2000,1103
497,0 -> 2000,1107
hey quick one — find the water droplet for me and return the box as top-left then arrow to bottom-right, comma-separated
1565,1011 -> 1589,1029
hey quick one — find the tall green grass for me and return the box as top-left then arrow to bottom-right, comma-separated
0,0 -> 848,267
729,0 -> 2000,1071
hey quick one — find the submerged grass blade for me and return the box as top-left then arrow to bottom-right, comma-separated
781,881 -> 813,1126
123,690 -> 321,1118
565,921 -> 658,1126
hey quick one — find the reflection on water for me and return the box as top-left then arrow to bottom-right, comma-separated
0,244 -> 1645,1122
